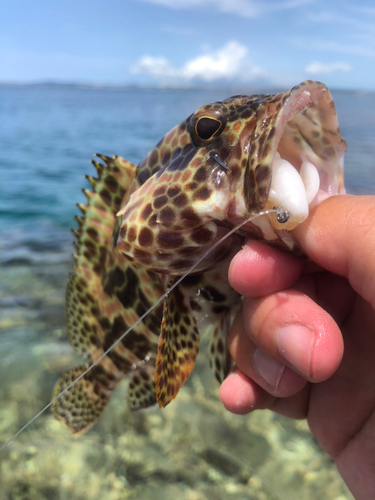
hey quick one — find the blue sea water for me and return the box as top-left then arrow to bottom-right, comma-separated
0,87 -> 232,237
0,85 -> 374,499
1,85 -> 375,247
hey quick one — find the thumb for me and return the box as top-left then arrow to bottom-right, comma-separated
292,195 -> 375,308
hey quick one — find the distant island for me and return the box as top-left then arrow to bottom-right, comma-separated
0,80 -> 267,93
0,81 -> 369,96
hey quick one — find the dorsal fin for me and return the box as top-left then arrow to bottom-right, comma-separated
66,154 -> 140,362
52,155 -> 164,433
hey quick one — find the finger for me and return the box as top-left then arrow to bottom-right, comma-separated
239,289 -> 344,382
227,307 -> 308,397
228,240 -> 304,298
219,369 -> 276,414
219,367 -> 311,419
229,234 -> 356,325
293,271 -> 356,326
293,195 -> 375,308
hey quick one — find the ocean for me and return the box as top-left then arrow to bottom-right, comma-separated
0,84 -> 374,499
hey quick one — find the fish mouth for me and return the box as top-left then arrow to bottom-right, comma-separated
246,80 -> 346,233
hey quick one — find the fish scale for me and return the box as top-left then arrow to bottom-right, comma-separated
52,81 -> 346,434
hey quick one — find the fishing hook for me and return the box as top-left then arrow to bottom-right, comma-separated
274,207 -> 290,224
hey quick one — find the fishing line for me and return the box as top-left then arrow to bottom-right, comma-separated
0,208 -> 287,451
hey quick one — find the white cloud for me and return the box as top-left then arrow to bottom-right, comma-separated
304,61 -> 352,75
131,56 -> 177,78
140,0 -> 313,18
131,41 -> 266,83
182,42 -> 251,81
291,37 -> 375,57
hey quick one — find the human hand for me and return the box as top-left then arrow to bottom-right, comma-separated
220,195 -> 375,499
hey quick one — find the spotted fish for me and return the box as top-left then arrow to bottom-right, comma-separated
52,81 -> 346,434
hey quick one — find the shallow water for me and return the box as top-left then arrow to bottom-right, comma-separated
1,84 -> 374,499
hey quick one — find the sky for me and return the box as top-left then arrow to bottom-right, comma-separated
1,0 -> 375,90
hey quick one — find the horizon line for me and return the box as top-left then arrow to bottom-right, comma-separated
0,80 -> 372,94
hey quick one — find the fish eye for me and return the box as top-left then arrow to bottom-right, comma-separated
189,108 -> 227,147
196,117 -> 222,140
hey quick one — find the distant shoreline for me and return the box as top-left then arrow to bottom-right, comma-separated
0,81 -> 271,93
0,81 -> 371,95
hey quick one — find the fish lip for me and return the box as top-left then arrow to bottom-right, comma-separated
245,80 -> 347,213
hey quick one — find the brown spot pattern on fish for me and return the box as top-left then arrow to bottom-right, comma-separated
127,367 -> 157,410
52,365 -> 112,435
54,81 -> 346,433
155,280 -> 200,407
52,155 -> 164,433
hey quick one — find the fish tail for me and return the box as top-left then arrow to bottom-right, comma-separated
51,364 -> 117,435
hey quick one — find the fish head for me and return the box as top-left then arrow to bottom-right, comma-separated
116,81 -> 346,271
239,80 -> 346,235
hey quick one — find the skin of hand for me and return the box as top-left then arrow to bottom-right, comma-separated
219,195 -> 375,500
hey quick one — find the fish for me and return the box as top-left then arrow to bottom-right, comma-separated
51,80 -> 346,434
